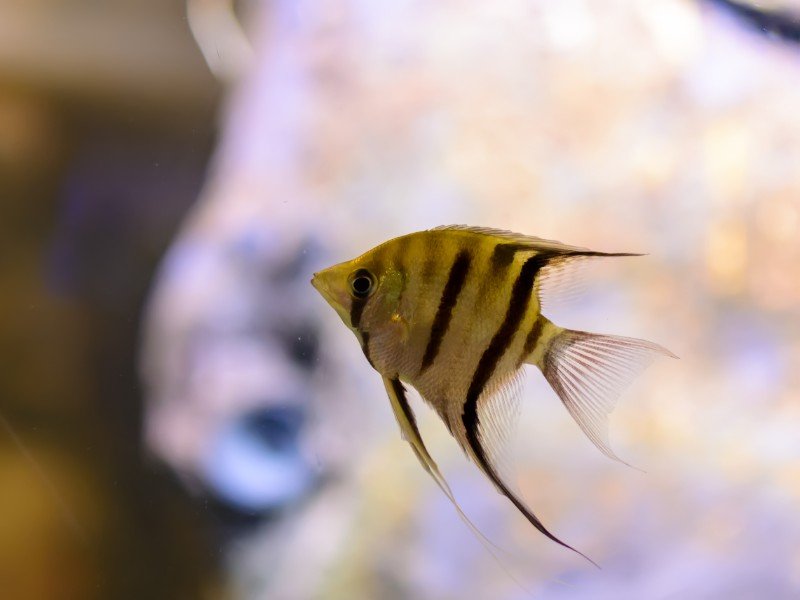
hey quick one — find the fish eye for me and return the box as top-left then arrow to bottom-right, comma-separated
349,269 -> 375,298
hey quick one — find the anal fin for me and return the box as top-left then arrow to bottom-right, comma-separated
458,369 -> 599,567
382,376 -> 503,554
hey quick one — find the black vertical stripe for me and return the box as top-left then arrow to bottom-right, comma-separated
349,297 -> 367,330
420,250 -> 472,372
360,331 -> 374,368
350,292 -> 372,366
515,316 -> 544,368
459,251 -> 595,565
464,253 -> 549,412
393,236 -> 410,309
490,242 -> 529,271
462,253 -> 549,467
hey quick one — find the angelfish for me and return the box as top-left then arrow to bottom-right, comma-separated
311,226 -> 674,562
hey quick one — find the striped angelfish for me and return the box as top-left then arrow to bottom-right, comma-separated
311,225 -> 674,563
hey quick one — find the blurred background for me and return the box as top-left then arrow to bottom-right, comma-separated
2,0 -> 800,598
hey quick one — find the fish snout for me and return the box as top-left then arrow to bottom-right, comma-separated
310,272 -> 322,290
310,269 -> 334,301
310,267 -> 351,319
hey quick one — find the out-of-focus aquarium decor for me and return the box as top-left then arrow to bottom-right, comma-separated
2,1 -> 800,599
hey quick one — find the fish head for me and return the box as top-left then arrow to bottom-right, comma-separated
311,253 -> 404,336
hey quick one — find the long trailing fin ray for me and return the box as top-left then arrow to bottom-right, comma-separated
454,369 -> 599,569
381,377 -> 508,557
539,328 -> 676,465
382,378 -> 541,596
432,225 -> 645,312
535,253 -> 645,313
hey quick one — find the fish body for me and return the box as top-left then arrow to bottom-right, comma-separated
311,226 -> 673,562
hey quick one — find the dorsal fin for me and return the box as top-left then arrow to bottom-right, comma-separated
432,226 -> 646,313
431,225 -> 642,258
430,224 -> 592,254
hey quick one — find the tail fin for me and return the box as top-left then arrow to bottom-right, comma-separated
529,320 -> 676,464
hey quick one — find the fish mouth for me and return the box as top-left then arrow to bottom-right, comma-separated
310,271 -> 334,303
311,269 -> 351,328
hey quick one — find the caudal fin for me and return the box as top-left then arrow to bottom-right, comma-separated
531,322 -> 676,464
